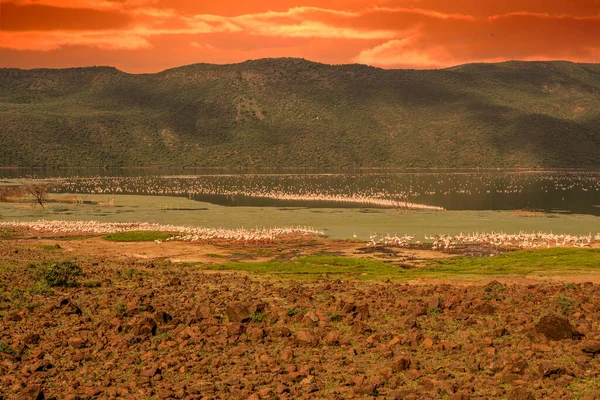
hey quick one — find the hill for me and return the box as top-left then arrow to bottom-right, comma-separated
1,58 -> 599,168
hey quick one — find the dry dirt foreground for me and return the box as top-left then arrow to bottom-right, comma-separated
1,237 -> 600,399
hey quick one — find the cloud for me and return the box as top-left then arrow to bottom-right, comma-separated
1,1 -> 599,70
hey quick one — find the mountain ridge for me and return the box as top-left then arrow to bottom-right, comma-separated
1,58 -> 599,168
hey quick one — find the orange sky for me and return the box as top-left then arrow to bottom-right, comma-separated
1,0 -> 599,72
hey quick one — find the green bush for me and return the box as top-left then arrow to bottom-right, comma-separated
43,261 -> 83,287
0,341 -> 16,355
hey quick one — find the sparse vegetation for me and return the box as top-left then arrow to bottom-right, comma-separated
1,59 -> 600,169
43,261 -> 83,287
103,231 -> 172,242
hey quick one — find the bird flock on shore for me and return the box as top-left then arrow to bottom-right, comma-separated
0,220 -> 325,242
368,231 -> 600,250
3,220 -> 599,251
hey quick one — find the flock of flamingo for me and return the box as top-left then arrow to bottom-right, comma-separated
2,220 -> 599,252
0,220 -> 325,242
368,231 -> 600,250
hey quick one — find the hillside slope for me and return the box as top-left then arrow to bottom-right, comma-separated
1,58 -> 599,168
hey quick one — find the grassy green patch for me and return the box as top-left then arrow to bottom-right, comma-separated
425,248 -> 600,278
43,261 -> 83,287
204,253 -> 227,258
202,255 -> 406,280
102,231 -> 172,242
201,249 -> 600,281
0,342 -> 16,356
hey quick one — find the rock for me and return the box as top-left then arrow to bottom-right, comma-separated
226,322 -> 245,337
428,296 -> 441,310
134,317 -> 157,336
68,338 -> 86,349
225,301 -> 265,323
280,347 -> 294,362
141,366 -> 160,377
473,302 -> 496,315
353,376 -> 378,395
246,326 -> 266,341
535,314 -> 582,341
508,387 -> 535,400
270,326 -> 292,337
301,311 -> 319,327
391,356 -> 411,372
351,321 -> 372,334
538,361 -> 565,377
154,311 -> 173,324
581,340 -> 600,355
59,298 -> 82,315
194,306 -> 212,321
6,312 -> 23,322
355,303 -> 369,320
340,299 -> 356,314
295,330 -> 319,346
451,390 -> 470,400
22,333 -> 41,345
323,330 -> 341,346
16,385 -> 44,400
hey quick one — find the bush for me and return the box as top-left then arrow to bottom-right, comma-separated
0,341 -> 16,356
43,261 -> 83,287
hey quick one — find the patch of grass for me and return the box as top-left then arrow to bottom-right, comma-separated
0,341 -> 16,356
286,307 -> 304,317
102,231 -> 172,242
30,280 -> 54,296
115,301 -> 128,318
328,311 -> 342,322
557,294 -> 575,315
43,261 -> 83,287
0,227 -> 18,239
202,255 -> 405,280
205,253 -> 226,258
424,248 -> 600,278
202,249 -> 600,281
250,310 -> 267,323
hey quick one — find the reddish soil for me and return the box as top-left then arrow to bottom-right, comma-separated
1,237 -> 600,399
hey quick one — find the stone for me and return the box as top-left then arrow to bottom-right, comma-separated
391,356 -> 411,372
323,330 -> 341,346
225,302 -> 252,323
508,387 -> 535,400
581,340 -> 600,355
16,385 -> 44,400
134,317 -> 157,336
22,333 -> 41,345
59,298 -> 82,315
295,330 -> 319,346
535,314 -> 582,341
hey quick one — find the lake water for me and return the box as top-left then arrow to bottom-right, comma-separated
3,169 -> 600,215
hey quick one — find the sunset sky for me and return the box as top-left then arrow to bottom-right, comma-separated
1,0 -> 599,72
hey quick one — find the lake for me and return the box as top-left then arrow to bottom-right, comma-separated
4,169 -> 600,215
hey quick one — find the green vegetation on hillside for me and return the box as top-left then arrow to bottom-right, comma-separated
1,58 -> 599,168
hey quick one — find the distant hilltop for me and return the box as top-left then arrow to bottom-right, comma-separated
1,58 -> 599,168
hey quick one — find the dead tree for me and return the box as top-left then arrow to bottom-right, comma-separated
21,182 -> 52,208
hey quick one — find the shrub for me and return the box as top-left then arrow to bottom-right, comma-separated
557,294 -> 574,315
250,310 -> 267,323
0,342 -> 16,356
43,261 -> 83,287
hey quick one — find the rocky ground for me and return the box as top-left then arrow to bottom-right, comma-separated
1,237 -> 600,399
